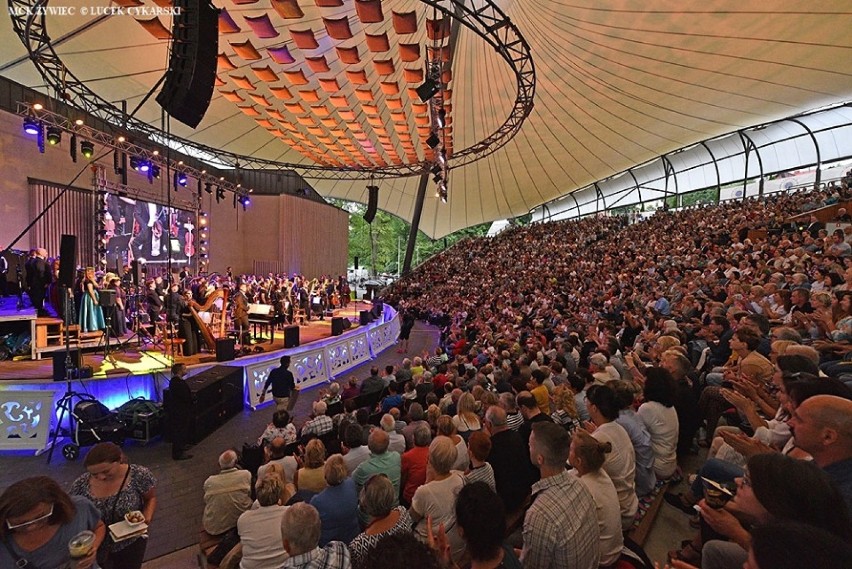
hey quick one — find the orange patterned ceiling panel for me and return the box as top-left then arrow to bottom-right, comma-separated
324,17 -> 352,40
443,89 -> 452,101
137,18 -> 171,40
362,104 -> 379,115
306,56 -> 330,73
403,68 -> 423,83
414,115 -> 430,126
399,43 -> 420,62
307,126 -> 324,135
281,122 -> 298,131
283,69 -> 309,85
249,93 -> 271,106
319,78 -> 340,93
231,75 -> 255,90
253,66 -> 279,82
267,109 -> 286,121
221,90 -> 245,103
296,116 -> 315,125
268,45 -> 295,64
346,70 -> 368,85
290,29 -> 319,50
426,18 -> 450,41
231,39 -> 262,60
239,106 -> 260,116
406,87 -> 419,100
366,32 -> 389,53
380,81 -> 399,95
329,129 -> 345,136
271,0 -> 304,19
285,102 -> 306,114
336,46 -> 360,64
346,122 -> 362,131
353,132 -> 368,140
442,70 -> 452,84
269,86 -> 292,100
256,118 -> 275,128
355,0 -> 383,23
245,13 -> 279,38
219,9 -> 241,33
386,98 -> 403,110
214,76 -> 226,87
367,116 -> 383,127
311,105 -> 331,117
427,46 -> 451,62
315,0 -> 343,6
412,102 -> 427,114
392,11 -> 417,34
330,95 -> 348,108
374,59 -> 395,75
355,89 -> 374,102
393,123 -> 408,132
299,90 -> 320,102
321,118 -> 338,127
218,53 -> 237,70
338,110 -> 355,120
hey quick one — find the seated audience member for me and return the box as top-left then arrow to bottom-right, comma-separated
585,384 -> 639,529
436,415 -> 470,472
342,376 -> 360,400
748,521 -> 852,569
380,413 -> 406,454
500,391 -> 525,431
455,481 -> 522,569
237,475 -> 289,569
352,429 -> 402,504
522,422 -> 600,569
609,380 -> 656,497
401,423 -> 432,506
637,368 -> 680,479
203,450 -> 252,537
258,409 -> 298,447
280,503 -> 351,569
349,474 -> 413,569
342,424 -> 371,475
310,454 -> 360,546
0,476 -> 105,569
361,366 -> 385,395
485,405 -> 538,515
402,403 -> 429,449
295,439 -> 328,495
465,430 -> 496,492
550,383 -> 581,433
659,349 -> 702,457
257,437 -> 299,485
301,401 -> 334,438
361,532 -> 443,569
453,391 -> 483,440
380,383 -> 403,413
569,431 -> 623,568
410,436 -> 467,562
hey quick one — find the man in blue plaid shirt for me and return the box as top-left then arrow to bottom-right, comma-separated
282,503 -> 351,569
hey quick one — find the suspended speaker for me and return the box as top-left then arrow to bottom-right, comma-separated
156,0 -> 219,128
58,234 -> 77,289
363,185 -> 378,223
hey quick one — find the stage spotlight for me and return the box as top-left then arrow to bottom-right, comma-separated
130,156 -> 142,171
23,116 -> 40,135
204,182 -> 213,194
80,140 -> 94,159
215,186 -> 225,203
33,103 -> 43,110
430,164 -> 442,176
416,78 -> 440,102
75,118 -> 84,126
46,126 -> 62,146
140,162 -> 151,173
433,173 -> 442,184
177,172 -> 188,186
436,108 -> 446,129
426,132 -> 440,149
238,195 -> 250,212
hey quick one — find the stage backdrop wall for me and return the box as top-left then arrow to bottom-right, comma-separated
0,107 -> 348,280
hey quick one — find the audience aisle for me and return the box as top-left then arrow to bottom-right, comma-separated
0,320 -> 439,562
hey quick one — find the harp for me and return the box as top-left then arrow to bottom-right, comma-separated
188,288 -> 229,351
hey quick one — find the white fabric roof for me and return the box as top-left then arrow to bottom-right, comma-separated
2,0 -> 852,238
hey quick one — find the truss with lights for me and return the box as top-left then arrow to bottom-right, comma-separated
8,0 -> 535,180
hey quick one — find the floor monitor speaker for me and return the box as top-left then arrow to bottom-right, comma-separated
215,337 -> 235,362
284,325 -> 300,348
331,317 -> 344,336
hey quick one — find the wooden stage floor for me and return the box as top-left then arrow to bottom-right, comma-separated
0,298 -> 366,381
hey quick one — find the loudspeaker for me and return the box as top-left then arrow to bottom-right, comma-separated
360,310 -> 371,326
341,318 -> 351,330
331,317 -> 344,336
363,185 -> 378,223
215,337 -> 235,362
284,325 -> 300,348
58,234 -> 77,289
52,349 -> 81,381
354,256 -> 359,270
131,260 -> 141,286
155,0 -> 220,128
99,289 -> 116,309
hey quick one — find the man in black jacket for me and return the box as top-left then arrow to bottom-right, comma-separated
166,363 -> 193,460
259,356 -> 296,411
25,248 -> 51,315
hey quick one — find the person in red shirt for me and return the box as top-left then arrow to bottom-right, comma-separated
400,424 -> 432,507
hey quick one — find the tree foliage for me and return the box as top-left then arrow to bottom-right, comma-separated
329,199 -> 490,275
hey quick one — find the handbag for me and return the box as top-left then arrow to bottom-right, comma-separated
2,537 -> 43,569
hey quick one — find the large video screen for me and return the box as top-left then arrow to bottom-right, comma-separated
103,194 -> 196,269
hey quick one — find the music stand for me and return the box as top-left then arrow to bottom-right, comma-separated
98,289 -> 117,365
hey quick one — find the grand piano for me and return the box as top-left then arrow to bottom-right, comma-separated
247,303 -> 275,343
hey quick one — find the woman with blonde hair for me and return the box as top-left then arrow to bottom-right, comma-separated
436,415 -> 469,472
550,384 -> 580,433
452,392 -> 481,440
294,439 -> 327,494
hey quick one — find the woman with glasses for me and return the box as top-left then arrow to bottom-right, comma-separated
0,475 -> 105,569
69,442 -> 157,569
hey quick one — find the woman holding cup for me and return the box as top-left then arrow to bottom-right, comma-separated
0,476 -> 105,568
69,442 -> 157,569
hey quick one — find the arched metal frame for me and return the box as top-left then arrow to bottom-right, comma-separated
533,104 -> 852,223
7,0 -> 535,180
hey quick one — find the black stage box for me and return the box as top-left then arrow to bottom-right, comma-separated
187,365 -> 243,443
215,337 -> 235,361
331,317 -> 345,336
284,325 -> 300,348
52,349 -> 81,381
359,310 -> 372,326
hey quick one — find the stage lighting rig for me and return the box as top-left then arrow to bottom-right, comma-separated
204,182 -> 213,195
46,126 -> 61,145
215,186 -> 225,203
80,140 -> 94,159
23,115 -> 39,135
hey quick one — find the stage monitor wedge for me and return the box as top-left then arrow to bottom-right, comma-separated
156,0 -> 220,128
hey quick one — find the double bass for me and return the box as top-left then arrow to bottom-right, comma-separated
187,288 -> 229,351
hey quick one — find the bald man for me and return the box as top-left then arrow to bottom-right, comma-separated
352,428 -> 401,501
789,395 -> 852,511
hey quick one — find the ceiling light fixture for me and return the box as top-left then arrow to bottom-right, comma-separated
23,116 -> 40,135
80,140 -> 94,159
46,126 -> 61,146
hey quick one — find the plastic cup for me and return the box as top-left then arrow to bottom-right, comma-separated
702,478 -> 733,509
68,530 -> 95,558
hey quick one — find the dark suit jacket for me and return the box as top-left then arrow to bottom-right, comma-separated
487,429 -> 538,513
